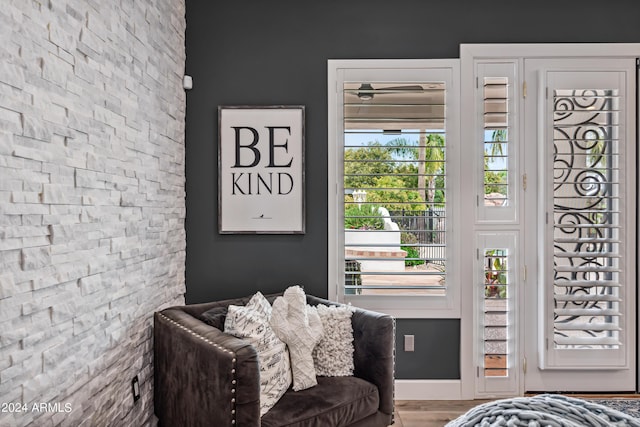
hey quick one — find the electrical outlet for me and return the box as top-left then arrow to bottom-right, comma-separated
131,375 -> 140,402
404,335 -> 415,352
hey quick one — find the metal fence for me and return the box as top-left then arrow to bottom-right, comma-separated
389,209 -> 446,266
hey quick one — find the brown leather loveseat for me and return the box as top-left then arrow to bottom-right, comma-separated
154,293 -> 395,427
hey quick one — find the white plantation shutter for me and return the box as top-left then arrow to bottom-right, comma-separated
342,81 -> 448,295
465,47 -> 638,396
476,62 -> 519,223
475,232 -> 518,394
541,68 -> 632,369
328,60 -> 460,316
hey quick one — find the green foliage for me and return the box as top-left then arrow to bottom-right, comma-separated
484,170 -> 507,195
344,204 -> 384,230
402,245 -> 425,267
485,129 -> 507,163
483,130 -> 508,199
394,163 -> 419,188
365,175 -> 425,211
401,231 -> 418,245
433,175 -> 445,205
384,138 -> 419,158
419,134 -> 446,174
400,232 -> 424,267
344,142 -> 394,189
344,137 -> 446,203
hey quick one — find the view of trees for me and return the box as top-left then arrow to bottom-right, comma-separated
484,129 -> 508,197
344,134 -> 446,212
345,129 -> 510,214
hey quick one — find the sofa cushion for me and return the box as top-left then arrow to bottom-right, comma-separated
260,376 -> 379,427
200,306 -> 227,330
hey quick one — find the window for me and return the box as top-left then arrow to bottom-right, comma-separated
328,60 -> 460,317
483,77 -> 509,206
475,61 -> 519,223
343,82 -> 447,295
475,232 -> 518,394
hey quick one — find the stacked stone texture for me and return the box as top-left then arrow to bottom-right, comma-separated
0,0 -> 186,425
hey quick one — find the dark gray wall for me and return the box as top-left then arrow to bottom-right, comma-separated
396,320 -> 460,379
184,0 -> 640,378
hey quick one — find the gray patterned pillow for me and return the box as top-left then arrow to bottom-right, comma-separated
224,292 -> 291,416
312,304 -> 354,376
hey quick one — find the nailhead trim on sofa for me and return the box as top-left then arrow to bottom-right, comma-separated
157,313 -> 238,426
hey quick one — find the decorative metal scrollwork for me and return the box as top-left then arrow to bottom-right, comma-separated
552,89 -> 620,349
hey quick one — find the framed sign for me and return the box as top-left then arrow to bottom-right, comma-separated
218,106 -> 305,234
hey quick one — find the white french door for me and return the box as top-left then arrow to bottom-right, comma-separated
522,58 -> 637,392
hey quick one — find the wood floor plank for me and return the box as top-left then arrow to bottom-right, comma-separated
394,400 -> 489,426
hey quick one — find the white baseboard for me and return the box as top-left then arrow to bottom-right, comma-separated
395,379 -> 462,400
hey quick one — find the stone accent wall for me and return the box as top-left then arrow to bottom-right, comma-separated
0,0 -> 186,426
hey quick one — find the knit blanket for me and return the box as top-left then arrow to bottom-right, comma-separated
446,394 -> 640,427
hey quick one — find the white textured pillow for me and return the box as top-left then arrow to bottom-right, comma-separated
224,292 -> 291,417
312,304 -> 355,377
270,285 -> 324,391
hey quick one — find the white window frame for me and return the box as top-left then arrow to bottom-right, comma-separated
328,59 -> 461,318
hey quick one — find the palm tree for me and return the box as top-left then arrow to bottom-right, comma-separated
483,129 -> 508,201
420,133 -> 445,205
385,133 -> 445,206
485,129 -> 507,167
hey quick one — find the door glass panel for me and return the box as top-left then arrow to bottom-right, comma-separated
483,248 -> 509,377
476,231 -> 518,394
552,89 -> 622,349
475,62 -> 518,224
484,77 -> 509,207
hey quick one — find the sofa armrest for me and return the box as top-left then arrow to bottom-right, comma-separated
154,309 -> 261,427
351,308 -> 395,418
305,295 -> 395,419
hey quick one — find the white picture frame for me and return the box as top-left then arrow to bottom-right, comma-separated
218,106 -> 305,234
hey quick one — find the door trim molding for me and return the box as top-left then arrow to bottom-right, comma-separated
461,43 -> 640,60
461,43 -> 640,399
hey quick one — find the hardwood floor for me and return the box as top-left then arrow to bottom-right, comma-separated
393,400 -> 490,427
392,395 -> 640,427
